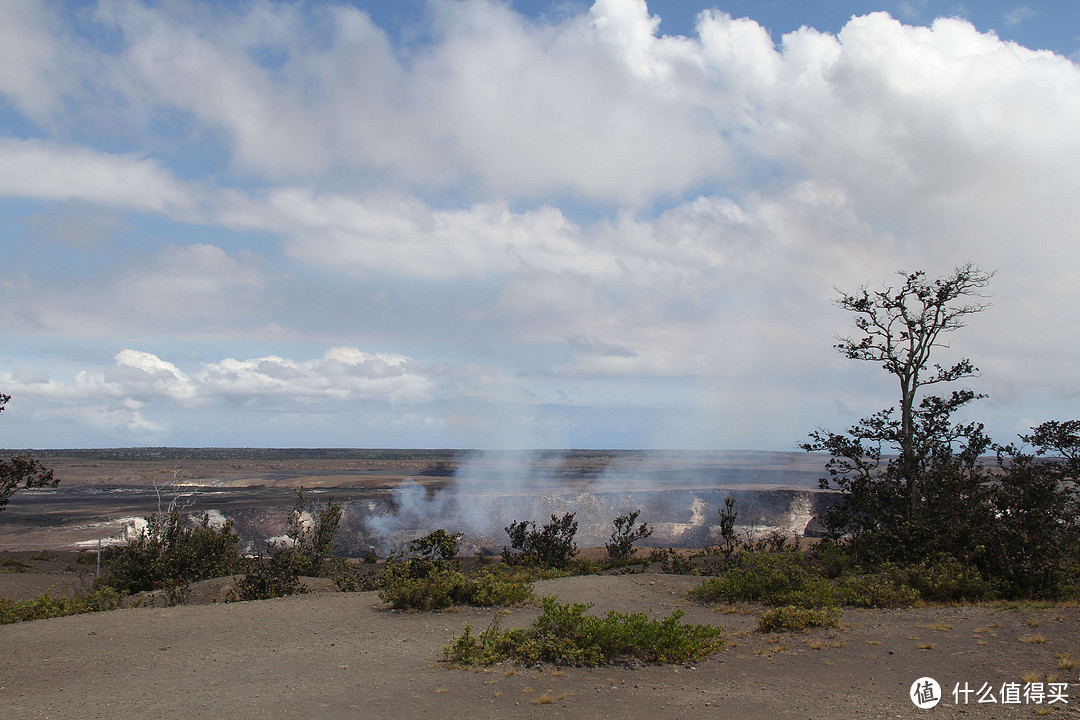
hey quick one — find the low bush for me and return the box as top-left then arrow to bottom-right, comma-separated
330,563 -> 379,592
99,507 -> 246,602
503,513 -> 578,569
408,529 -> 462,562
690,550 -> 836,608
444,596 -> 723,667
233,551 -> 306,601
277,489 -> 344,578
756,605 -> 841,633
0,557 -> 32,572
809,540 -> 855,579
378,530 -> 536,610
379,562 -> 467,610
0,587 -> 121,625
232,489 -> 345,602
467,566 -> 535,607
649,548 -> 696,575
378,529 -> 468,610
835,567 -> 920,608
902,555 -> 997,602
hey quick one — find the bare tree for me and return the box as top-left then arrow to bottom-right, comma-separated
835,264 -> 992,505
803,265 -> 995,559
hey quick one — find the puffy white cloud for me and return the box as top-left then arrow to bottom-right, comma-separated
199,347 -> 438,404
106,349 -> 198,403
1,346 -> 440,437
2,1 -> 1080,448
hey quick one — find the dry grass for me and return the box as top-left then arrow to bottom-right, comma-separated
918,622 -> 953,632
1020,633 -> 1050,644
1021,671 -> 1042,684
530,693 -> 554,705
917,643 -> 934,650
1056,653 -> 1076,671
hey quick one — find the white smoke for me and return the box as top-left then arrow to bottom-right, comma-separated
363,450 -> 584,553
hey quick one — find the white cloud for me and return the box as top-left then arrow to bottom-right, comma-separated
271,193 -> 613,280
1,346 -> 440,437
0,0 -> 74,121
106,349 -> 198,404
0,139 -> 194,214
2,2 -> 1080,448
199,347 -> 437,404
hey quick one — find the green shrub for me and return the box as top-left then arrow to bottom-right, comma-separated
690,550 -> 836,608
233,550 -> 306,601
0,557 -> 31,572
99,508 -> 246,600
379,564 -> 537,610
649,548 -> 696,575
330,563 -> 379,592
444,619 -> 505,666
231,489 -> 346,602
466,567 -> 535,607
756,605 -> 841,633
444,596 -> 723,667
902,555 -> 996,602
835,567 -> 921,608
378,560 -> 468,610
377,530 -> 536,610
280,489 -> 344,578
605,511 -> 652,565
0,587 -> 120,625
503,513 -> 578,569
809,541 -> 854,579
408,529 -> 463,562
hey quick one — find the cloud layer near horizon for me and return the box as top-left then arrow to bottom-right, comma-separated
1,0 -> 1078,449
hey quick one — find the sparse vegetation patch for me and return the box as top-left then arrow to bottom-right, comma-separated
444,596 -> 723,667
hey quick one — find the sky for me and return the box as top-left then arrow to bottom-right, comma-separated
1,0 -> 1078,450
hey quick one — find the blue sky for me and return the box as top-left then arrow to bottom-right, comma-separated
1,0 -> 1078,449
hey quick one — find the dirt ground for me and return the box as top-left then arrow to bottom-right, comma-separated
3,555 -> 1080,719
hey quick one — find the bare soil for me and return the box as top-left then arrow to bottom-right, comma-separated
2,555 -> 1079,719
